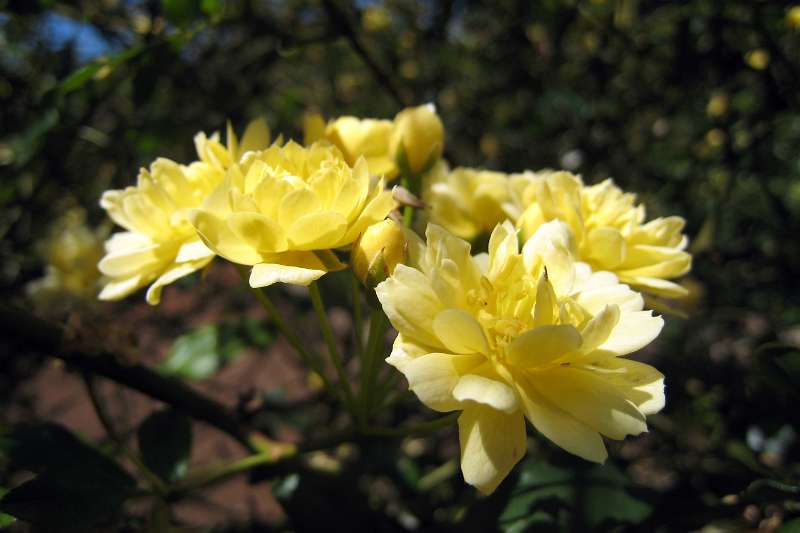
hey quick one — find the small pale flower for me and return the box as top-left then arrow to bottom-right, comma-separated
27,208 -> 108,304
324,116 -> 398,180
376,221 -> 665,494
189,141 -> 396,288
517,171 -> 691,298
98,119 -> 271,304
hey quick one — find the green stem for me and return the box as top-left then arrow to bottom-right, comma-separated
235,265 -> 338,400
363,413 -> 459,437
81,374 -> 168,496
359,309 -> 390,424
400,175 -> 415,228
351,272 -> 364,357
171,429 -> 355,497
309,282 -> 356,413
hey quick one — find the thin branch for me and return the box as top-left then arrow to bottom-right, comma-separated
1,303 -> 266,454
322,0 -> 408,107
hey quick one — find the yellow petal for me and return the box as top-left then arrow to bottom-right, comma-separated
507,324 -> 582,367
189,209 -> 265,265
620,275 -> 690,298
227,211 -> 287,253
175,239 -> 215,263
401,352 -> 483,412
433,309 -> 488,354
287,211 -> 348,250
145,256 -> 213,305
591,358 -> 665,415
532,273 -> 558,327
249,251 -> 330,287
534,367 -> 647,439
575,284 -> 644,315
375,265 -> 444,347
458,405 -> 526,494
278,189 -> 322,228
515,377 -> 607,463
238,117 -> 270,156
522,220 -> 575,296
579,304 -> 621,355
584,227 -> 626,269
453,374 -> 518,413
98,275 -> 146,301
98,243 -> 164,277
599,310 -> 664,355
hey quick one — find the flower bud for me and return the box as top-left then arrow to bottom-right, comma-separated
391,104 -> 444,177
351,219 -> 407,287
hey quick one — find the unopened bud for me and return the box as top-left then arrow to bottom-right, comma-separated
391,104 -> 444,178
351,219 -> 408,287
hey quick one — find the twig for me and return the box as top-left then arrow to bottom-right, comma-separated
322,0 -> 408,107
1,303 -> 266,454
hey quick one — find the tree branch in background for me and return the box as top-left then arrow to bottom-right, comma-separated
322,0 -> 408,107
0,303 -> 276,455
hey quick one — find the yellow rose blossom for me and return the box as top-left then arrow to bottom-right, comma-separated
98,119 -> 271,304
188,141 -> 396,288
376,221 -> 665,494
517,171 -> 691,298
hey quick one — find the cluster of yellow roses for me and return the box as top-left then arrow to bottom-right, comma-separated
97,105 -> 691,494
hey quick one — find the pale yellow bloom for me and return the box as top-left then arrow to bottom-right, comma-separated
351,219 -> 408,285
98,119 -> 271,304
27,208 -> 107,303
517,171 -> 691,298
424,164 -> 528,241
376,221 -> 665,494
391,104 -> 444,176
189,141 -> 396,288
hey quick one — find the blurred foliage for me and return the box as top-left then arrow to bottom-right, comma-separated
2,0 -> 800,531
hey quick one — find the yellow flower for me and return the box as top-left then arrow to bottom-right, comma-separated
391,104 -> 444,176
27,208 -> 107,303
324,116 -> 398,180
376,221 -> 665,494
424,164 -> 528,241
351,218 -> 419,287
517,171 -> 691,298
194,118 -> 271,171
98,119 -> 271,304
189,141 -> 396,288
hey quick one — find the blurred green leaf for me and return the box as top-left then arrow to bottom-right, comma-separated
0,424 -> 135,530
0,488 -> 15,528
158,325 -> 221,380
158,321 -> 264,380
137,409 -> 193,483
499,460 -> 652,531
59,45 -> 144,95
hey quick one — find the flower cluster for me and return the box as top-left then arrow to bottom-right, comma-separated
93,104 -> 691,495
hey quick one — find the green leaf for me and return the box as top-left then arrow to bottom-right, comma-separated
0,424 -> 135,530
0,489 -> 15,528
137,409 -> 193,483
158,325 -> 220,380
499,460 -> 652,531
158,321 -> 269,380
59,45 -> 144,95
